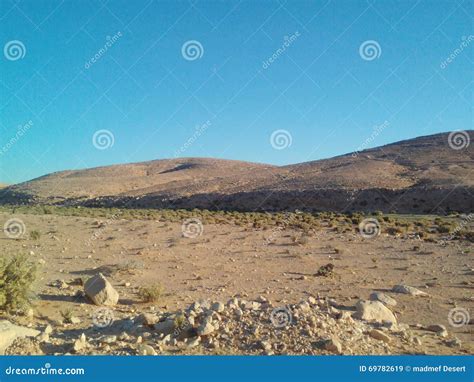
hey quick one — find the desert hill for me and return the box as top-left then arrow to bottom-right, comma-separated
1,131 -> 472,213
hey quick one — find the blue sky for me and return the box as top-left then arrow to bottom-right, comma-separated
0,0 -> 472,184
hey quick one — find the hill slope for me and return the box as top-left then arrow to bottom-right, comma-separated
1,131 -> 473,213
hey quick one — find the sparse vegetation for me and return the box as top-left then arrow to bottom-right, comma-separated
0,253 -> 37,312
29,230 -> 41,240
138,283 -> 163,303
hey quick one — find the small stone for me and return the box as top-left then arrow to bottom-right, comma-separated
392,285 -> 428,297
210,302 -> 225,313
37,332 -> 49,343
369,329 -> 391,343
185,337 -> 200,349
323,336 -> 342,354
426,324 -> 447,333
140,313 -> 159,326
43,325 -> 53,335
138,344 -> 156,355
154,319 -> 176,335
369,292 -> 397,307
70,316 -> 81,324
101,335 -> 117,344
197,321 -> 215,336
73,333 -> 87,353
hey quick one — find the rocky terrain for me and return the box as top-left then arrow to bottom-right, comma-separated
0,208 -> 472,355
1,131 -> 473,213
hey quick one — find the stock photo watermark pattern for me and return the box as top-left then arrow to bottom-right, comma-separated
181,40 -> 204,61
359,40 -> 382,61
270,306 -> 293,328
447,308 -> 470,328
270,129 -> 292,150
440,35 -> 474,69
92,129 -> 115,150
447,130 -> 470,150
262,31 -> 300,69
3,40 -> 26,61
84,32 -> 123,70
181,218 -> 204,238
0,120 -> 33,156
3,218 -> 26,239
358,218 -> 381,239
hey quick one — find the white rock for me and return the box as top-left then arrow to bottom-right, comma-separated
369,292 -> 397,307
369,329 -> 391,343
392,285 -> 428,296
353,300 -> 397,324
0,320 -> 40,355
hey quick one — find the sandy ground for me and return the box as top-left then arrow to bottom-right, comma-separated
1,211 -> 472,354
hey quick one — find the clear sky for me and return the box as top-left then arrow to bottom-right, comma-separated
0,0 -> 472,184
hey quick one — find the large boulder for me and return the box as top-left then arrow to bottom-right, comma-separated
0,320 -> 40,354
84,273 -> 119,306
353,300 -> 397,325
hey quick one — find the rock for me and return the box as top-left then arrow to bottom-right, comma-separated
353,300 -> 397,324
70,316 -> 81,324
140,313 -> 159,326
308,296 -> 317,305
298,301 -> 311,312
101,335 -> 117,344
37,332 -> 50,343
73,333 -> 88,353
0,320 -> 40,355
369,292 -> 397,307
392,285 -> 428,296
154,319 -> 176,335
43,324 -> 53,334
197,320 -> 215,336
426,324 -> 447,333
210,302 -> 225,313
138,344 -> 156,355
323,336 -> 342,354
185,337 -> 200,349
84,273 -> 119,306
259,340 -> 272,351
369,329 -> 391,343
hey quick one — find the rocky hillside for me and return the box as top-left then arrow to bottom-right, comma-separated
1,131 -> 472,213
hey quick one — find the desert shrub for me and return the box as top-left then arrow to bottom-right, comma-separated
0,254 -> 37,312
138,283 -> 163,303
29,230 -> 41,240
60,308 -> 74,323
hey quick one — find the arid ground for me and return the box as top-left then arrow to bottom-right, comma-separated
0,206 -> 472,355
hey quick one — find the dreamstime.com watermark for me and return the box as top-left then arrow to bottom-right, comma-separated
352,121 -> 389,157
4,363 -> 85,376
181,40 -> 204,61
92,129 -> 115,150
262,31 -> 300,69
181,218 -> 204,238
440,35 -> 474,69
0,120 -> 33,156
438,213 -> 473,246
359,40 -> 382,61
3,218 -> 26,239
84,32 -> 123,69
3,40 -> 26,61
174,120 -> 211,157
359,218 -> 381,239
